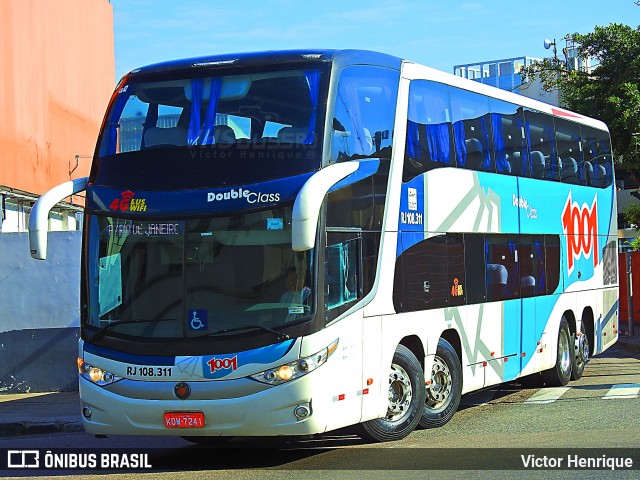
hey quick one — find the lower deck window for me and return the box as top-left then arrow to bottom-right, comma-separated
393,233 -> 561,313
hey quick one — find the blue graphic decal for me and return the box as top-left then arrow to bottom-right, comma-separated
202,339 -> 295,379
83,342 -> 175,366
397,175 -> 425,257
476,172 -> 519,233
502,300 -> 521,381
87,172 -> 315,217
516,180 -> 615,291
329,158 -> 380,192
519,294 -> 562,374
596,300 -> 619,352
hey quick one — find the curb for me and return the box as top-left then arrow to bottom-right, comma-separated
0,417 -> 83,437
617,337 -> 640,353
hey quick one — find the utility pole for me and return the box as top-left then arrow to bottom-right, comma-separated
627,252 -> 635,335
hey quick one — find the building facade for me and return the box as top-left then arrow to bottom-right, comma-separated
453,56 -> 561,106
0,0 -> 115,233
0,0 -> 115,393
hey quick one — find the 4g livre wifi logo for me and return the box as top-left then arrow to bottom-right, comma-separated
110,191 -> 147,212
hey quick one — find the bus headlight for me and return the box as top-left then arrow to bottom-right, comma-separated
250,339 -> 338,385
77,357 -> 122,386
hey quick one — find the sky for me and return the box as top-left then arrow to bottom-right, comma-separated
110,0 -> 639,82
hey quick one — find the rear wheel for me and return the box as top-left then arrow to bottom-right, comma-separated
541,316 -> 572,386
356,344 -> 425,442
419,338 -> 462,429
570,321 -> 590,380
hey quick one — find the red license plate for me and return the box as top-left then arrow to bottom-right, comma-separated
164,412 -> 205,428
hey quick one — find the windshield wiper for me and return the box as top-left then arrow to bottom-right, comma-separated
88,318 -> 174,342
198,325 -> 290,341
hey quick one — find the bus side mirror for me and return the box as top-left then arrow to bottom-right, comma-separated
291,162 -> 359,252
29,177 -> 89,260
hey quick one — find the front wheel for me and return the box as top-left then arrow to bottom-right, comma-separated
356,344 -> 426,442
541,316 -> 572,386
419,338 -> 462,429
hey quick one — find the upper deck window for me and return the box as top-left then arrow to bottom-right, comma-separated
100,69 -> 322,156
330,66 -> 399,162
403,79 -> 613,189
92,66 -> 328,190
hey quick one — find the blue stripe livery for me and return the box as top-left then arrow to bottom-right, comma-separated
202,339 -> 295,379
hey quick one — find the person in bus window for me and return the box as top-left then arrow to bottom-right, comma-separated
279,266 -> 311,306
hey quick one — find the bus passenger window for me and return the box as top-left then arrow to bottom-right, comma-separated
489,99 -> 527,177
404,80 -> 455,180
449,87 -> 493,173
544,235 -> 561,294
463,233 -> 486,304
525,109 -> 559,181
485,235 -> 519,301
581,125 -> 613,188
325,236 -> 360,312
518,239 -> 545,298
555,118 -> 582,184
447,234 -> 466,306
486,263 -> 509,300
331,66 -> 399,163
393,234 -> 448,312
393,233 -> 467,312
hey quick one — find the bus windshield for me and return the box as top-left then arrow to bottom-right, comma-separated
86,207 -> 313,340
93,67 -> 326,190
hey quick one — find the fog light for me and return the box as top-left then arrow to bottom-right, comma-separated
82,406 -> 92,419
294,405 -> 310,419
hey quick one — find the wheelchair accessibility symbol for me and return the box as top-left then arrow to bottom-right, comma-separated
188,309 -> 208,331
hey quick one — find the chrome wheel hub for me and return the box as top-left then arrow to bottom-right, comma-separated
559,330 -> 571,373
426,356 -> 452,411
387,364 -> 412,422
576,333 -> 589,365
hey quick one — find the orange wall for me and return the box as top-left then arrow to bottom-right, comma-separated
0,0 -> 115,199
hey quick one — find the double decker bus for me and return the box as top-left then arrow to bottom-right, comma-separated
30,49 -> 619,443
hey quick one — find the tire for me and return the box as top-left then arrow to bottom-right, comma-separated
355,344 -> 426,442
570,320 -> 590,381
541,316 -> 572,386
181,436 -> 234,446
419,338 -> 462,429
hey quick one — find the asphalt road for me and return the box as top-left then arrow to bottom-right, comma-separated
0,345 -> 638,479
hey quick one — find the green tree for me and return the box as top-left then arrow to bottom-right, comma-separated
623,203 -> 640,251
629,236 -> 640,251
523,23 -> 640,184
624,203 -> 640,227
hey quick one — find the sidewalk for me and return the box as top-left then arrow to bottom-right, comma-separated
0,333 -> 639,438
0,391 -> 83,436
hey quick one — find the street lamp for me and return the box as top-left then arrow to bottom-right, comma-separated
544,38 -> 558,63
